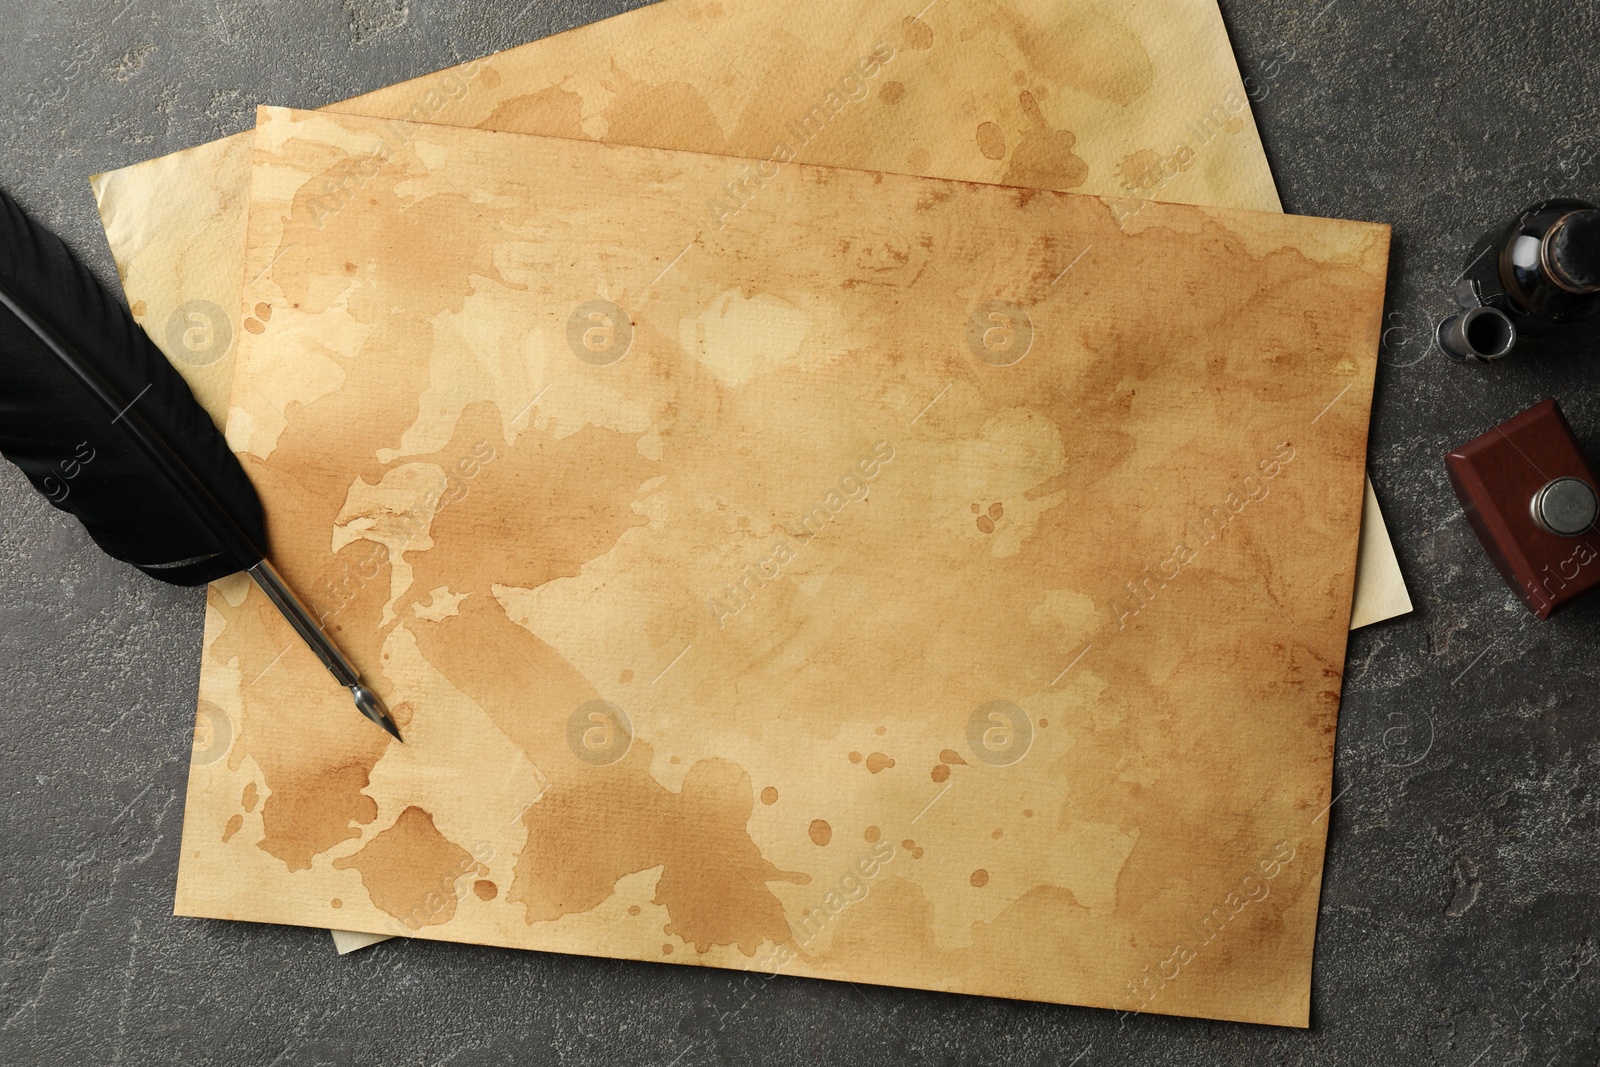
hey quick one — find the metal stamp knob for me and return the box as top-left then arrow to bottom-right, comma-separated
1530,476 -> 1599,536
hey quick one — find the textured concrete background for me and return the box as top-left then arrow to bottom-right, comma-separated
2,1 -> 1598,1063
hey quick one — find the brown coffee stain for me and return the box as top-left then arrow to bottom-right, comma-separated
408,402 -> 653,601
864,825 -> 880,843
331,898 -> 342,908
473,880 -> 498,901
902,15 -> 933,49
627,904 -> 641,916
600,63 -> 726,154
129,300 -> 146,317
243,318 -> 264,334
760,786 -> 779,805
273,153 -> 521,336
252,755 -> 379,872
398,413 -> 651,772
848,751 -> 862,764
976,122 -> 1006,161
879,81 -> 905,105
478,85 -> 588,141
506,755 -> 807,955
939,749 -> 965,766
332,806 -> 474,928
865,752 -> 895,774
971,869 -> 990,887
254,302 -> 272,321
820,878 -> 1107,1001
1117,148 -> 1164,191
222,814 -> 243,842
818,877 -> 954,981
619,669 -> 634,683
992,828 -> 1004,839
385,700 -> 417,731
241,781 -> 258,812
808,819 -> 832,846
995,7 -> 1152,106
931,764 -> 950,783
1002,91 -> 1087,190
662,943 -> 673,955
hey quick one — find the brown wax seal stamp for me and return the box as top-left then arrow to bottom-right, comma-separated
1446,397 -> 1600,618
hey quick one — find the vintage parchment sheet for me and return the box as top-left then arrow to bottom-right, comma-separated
89,0 -> 1409,638
1349,481 -> 1410,629
179,104 -> 1390,1025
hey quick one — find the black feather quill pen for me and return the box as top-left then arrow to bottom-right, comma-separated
0,187 -> 400,740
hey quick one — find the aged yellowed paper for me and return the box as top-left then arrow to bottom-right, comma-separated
89,0 -> 1408,634
96,0 -> 1280,419
1349,480 -> 1412,628
181,104 -> 1388,1025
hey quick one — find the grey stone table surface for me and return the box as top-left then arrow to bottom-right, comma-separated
1,0 -> 1597,1064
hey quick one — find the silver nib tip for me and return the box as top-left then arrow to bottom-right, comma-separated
351,684 -> 403,742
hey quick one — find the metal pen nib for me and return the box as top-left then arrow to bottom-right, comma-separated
246,559 -> 403,742
351,684 -> 403,741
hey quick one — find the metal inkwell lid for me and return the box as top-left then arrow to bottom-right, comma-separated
1543,208 -> 1600,295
